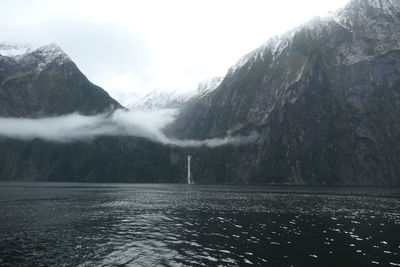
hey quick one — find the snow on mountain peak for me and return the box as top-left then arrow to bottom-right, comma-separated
128,89 -> 190,110
28,43 -> 71,64
127,76 -> 225,111
0,43 -> 70,64
5,43 -> 72,74
0,43 -> 32,57
227,0 -> 400,76
196,76 -> 224,96
0,42 -> 72,73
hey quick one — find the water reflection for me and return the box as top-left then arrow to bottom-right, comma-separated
0,183 -> 399,266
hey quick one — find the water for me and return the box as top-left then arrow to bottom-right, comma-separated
0,183 -> 399,266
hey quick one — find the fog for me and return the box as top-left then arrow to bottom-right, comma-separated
0,109 -> 257,147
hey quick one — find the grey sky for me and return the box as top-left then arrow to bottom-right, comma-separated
1,0 -> 350,102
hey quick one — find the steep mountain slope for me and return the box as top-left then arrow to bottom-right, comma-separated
169,0 -> 400,185
0,44 -> 186,182
0,44 -> 121,117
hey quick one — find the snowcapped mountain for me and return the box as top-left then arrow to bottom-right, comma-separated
18,43 -> 71,72
0,43 -> 68,61
128,76 -> 224,110
0,43 -> 72,75
0,43 -> 121,117
127,89 -> 192,110
196,76 -> 224,96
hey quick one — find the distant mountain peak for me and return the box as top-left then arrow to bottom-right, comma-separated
0,43 -> 32,57
34,43 -> 65,55
0,43 -> 73,74
0,42 -> 71,64
0,42 -> 121,117
127,76 -> 225,111
127,89 -> 191,110
25,43 -> 71,65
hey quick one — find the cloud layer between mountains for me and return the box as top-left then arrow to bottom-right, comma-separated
0,109 -> 257,148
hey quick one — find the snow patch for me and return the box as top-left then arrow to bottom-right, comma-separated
128,88 -> 193,111
0,43 -> 31,57
196,76 -> 224,96
25,43 -> 71,66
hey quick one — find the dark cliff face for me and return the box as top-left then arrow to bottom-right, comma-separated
168,0 -> 400,185
0,44 -> 121,117
0,137 -> 184,183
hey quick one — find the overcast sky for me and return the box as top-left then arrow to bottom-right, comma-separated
1,0 -> 350,102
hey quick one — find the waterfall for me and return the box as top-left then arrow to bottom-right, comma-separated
187,155 -> 194,184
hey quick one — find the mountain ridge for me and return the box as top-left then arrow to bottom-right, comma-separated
166,0 -> 400,185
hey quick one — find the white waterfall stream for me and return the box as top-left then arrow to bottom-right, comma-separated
187,155 -> 193,184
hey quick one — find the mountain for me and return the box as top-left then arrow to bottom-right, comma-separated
0,43 -> 186,182
1,0 -> 399,185
196,76 -> 224,96
0,43 -> 121,117
168,0 -> 400,185
127,76 -> 223,110
128,89 -> 191,110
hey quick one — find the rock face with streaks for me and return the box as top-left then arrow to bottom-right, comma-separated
168,0 -> 400,185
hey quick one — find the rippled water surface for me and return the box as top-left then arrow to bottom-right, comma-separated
0,183 -> 399,266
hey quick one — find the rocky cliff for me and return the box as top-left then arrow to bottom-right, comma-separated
168,0 -> 400,185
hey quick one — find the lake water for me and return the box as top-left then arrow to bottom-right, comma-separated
0,183 -> 399,266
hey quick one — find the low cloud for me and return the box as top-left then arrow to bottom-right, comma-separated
0,109 -> 257,147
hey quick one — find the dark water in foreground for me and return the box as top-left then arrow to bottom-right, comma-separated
0,183 -> 399,266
